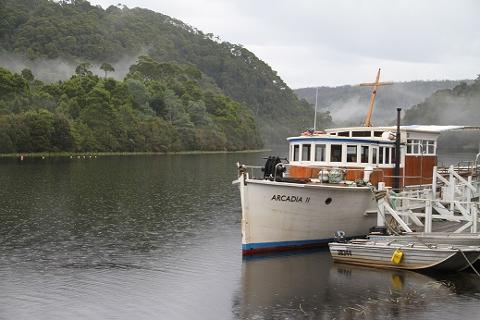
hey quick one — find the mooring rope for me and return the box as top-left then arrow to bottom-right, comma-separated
371,187 -> 402,235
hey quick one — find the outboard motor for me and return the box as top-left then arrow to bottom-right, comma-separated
262,156 -> 286,181
369,226 -> 388,235
334,230 -> 346,243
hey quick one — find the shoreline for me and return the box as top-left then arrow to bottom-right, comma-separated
0,149 -> 272,158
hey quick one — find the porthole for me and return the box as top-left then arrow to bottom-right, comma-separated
325,197 -> 332,205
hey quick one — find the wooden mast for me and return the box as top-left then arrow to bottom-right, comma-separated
359,68 -> 393,127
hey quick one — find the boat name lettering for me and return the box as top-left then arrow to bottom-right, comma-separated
270,195 -> 310,203
337,249 -> 352,256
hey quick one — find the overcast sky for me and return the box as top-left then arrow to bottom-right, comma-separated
91,0 -> 480,88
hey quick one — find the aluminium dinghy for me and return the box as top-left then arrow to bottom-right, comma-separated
368,232 -> 480,246
328,239 -> 480,272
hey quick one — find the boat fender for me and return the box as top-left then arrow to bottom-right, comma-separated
319,170 -> 329,182
363,165 -> 373,182
391,249 -> 404,264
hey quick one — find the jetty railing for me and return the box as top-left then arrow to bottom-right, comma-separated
376,165 -> 480,234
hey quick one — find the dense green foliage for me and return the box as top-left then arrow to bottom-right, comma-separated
0,0 -> 330,145
295,80 -> 466,125
0,57 -> 262,153
403,78 -> 480,125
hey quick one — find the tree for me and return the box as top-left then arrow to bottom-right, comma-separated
0,58 -> 263,153
100,63 -> 115,79
21,68 -> 34,82
22,109 -> 55,152
51,114 -> 75,151
75,63 -> 92,76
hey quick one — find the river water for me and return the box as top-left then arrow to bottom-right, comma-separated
0,151 -> 479,319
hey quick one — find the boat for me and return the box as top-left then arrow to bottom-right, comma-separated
328,239 -> 480,271
369,232 -> 480,246
234,69 -> 480,255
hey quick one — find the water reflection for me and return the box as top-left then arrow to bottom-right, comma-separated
325,263 -> 455,319
234,250 -> 480,320
0,154 -> 250,319
1,153 -> 479,320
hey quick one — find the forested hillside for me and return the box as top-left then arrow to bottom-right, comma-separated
295,80 -> 465,126
403,78 -> 480,151
0,0 -> 329,148
0,57 -> 262,153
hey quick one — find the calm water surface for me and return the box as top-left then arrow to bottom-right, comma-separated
0,152 -> 479,319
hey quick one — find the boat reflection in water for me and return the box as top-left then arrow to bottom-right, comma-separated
232,250 -> 479,319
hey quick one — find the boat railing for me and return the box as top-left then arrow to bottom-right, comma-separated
239,161 -> 480,193
237,164 -> 264,179
240,162 -> 434,187
275,163 -> 386,184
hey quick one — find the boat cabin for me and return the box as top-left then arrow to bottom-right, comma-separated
286,125 -> 450,187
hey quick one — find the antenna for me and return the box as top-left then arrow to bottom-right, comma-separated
359,68 -> 393,127
313,87 -> 319,131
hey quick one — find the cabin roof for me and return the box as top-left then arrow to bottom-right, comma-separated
389,125 -> 480,133
325,125 -> 480,134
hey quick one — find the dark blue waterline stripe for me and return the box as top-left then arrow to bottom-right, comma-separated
242,238 -> 333,250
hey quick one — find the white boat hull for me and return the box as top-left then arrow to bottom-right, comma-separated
239,178 -> 377,254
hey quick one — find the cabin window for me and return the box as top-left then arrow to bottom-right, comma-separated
352,131 -> 371,137
330,144 -> 342,162
392,147 -> 397,164
346,145 -> 357,163
293,144 -> 300,161
426,140 -> 435,154
407,139 -> 421,154
338,131 -> 350,137
374,131 -> 383,137
372,147 -> 378,164
385,148 -> 391,164
413,140 -> 420,154
315,144 -> 326,161
361,146 -> 369,163
301,144 -> 311,161
407,139 -> 435,155
379,147 -> 384,164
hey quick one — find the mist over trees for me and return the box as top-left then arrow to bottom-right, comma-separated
4,0 -> 472,152
0,0 -> 330,147
403,77 -> 480,151
295,80 -> 468,126
0,57 -> 262,153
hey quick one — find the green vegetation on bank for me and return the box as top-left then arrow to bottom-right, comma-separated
402,77 -> 480,151
0,0 -> 331,145
0,149 -> 271,158
0,56 -> 262,153
403,77 -> 480,125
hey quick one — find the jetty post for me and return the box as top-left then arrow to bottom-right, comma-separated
393,108 -> 402,192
